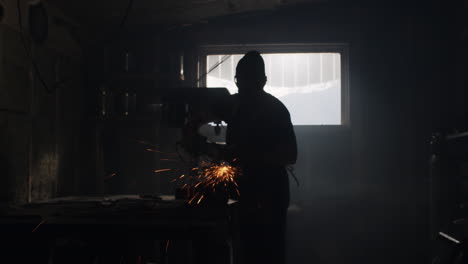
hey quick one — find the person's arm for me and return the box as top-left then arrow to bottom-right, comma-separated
179,98 -> 234,158
272,118 -> 297,165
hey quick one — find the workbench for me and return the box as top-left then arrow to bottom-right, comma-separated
0,195 -> 239,264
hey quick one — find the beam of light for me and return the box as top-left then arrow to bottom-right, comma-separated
32,219 -> 46,232
154,169 -> 172,173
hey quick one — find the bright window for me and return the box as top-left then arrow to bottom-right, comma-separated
205,52 -> 343,125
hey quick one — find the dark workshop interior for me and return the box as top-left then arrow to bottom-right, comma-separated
0,0 -> 467,263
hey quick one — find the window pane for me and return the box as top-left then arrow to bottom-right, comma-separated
206,53 -> 341,125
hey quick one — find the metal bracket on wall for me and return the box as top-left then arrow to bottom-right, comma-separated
0,1 -> 4,23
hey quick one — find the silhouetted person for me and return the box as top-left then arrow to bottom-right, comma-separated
226,51 -> 297,264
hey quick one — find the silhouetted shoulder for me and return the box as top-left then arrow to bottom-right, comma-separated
261,92 -> 291,120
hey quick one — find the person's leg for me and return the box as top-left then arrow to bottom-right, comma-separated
239,203 -> 262,264
262,205 -> 287,264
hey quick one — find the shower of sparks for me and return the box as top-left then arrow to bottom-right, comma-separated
138,137 -> 240,205
186,161 -> 240,205
32,219 -> 46,232
154,169 -> 172,173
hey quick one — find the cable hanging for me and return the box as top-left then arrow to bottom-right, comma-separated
17,0 -> 56,93
196,55 -> 232,85
16,0 -> 136,93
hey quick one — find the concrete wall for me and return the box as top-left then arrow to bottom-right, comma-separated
0,0 -> 91,204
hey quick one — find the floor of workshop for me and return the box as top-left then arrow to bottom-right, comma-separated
287,194 -> 429,264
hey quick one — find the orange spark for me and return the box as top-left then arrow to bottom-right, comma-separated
32,219 -> 46,232
154,169 -> 172,173
146,148 -> 164,153
137,139 -> 178,155
136,139 -> 158,148
104,172 -> 117,180
165,240 -> 171,253
188,194 -> 197,204
146,148 -> 178,156
196,194 -> 205,204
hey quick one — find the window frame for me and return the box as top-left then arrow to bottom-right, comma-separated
197,43 -> 350,127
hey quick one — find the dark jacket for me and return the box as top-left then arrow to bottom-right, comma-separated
226,92 -> 297,208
